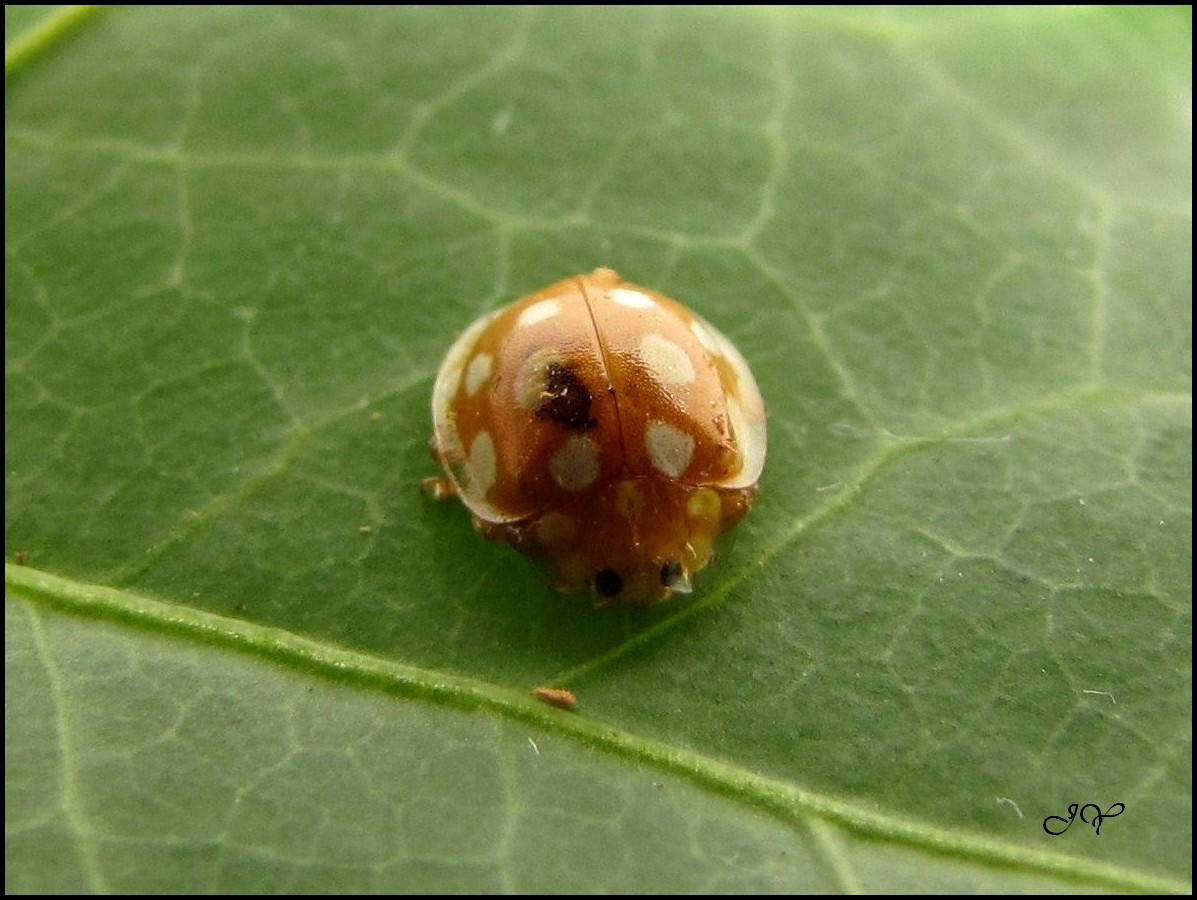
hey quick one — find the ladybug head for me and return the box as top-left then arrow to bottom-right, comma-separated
590,555 -> 693,605
516,479 -> 747,608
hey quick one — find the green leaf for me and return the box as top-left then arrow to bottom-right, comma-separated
6,5 -> 1191,893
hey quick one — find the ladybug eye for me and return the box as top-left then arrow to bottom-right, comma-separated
594,568 -> 623,598
660,559 -> 692,594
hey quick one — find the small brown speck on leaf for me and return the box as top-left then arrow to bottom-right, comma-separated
532,686 -> 578,711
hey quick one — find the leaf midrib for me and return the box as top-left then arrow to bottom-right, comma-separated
6,562 -> 1186,894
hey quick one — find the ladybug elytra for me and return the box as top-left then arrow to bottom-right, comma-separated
426,268 -> 765,607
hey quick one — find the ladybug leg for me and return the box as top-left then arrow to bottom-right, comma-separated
420,476 -> 457,500
423,437 -> 463,499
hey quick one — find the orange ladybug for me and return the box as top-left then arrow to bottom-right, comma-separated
425,268 -> 766,607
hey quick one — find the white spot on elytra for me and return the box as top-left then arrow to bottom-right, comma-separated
515,349 -> 565,409
646,421 -> 695,478
712,328 -> 760,412
720,394 -> 766,488
433,310 -> 499,422
517,299 -> 560,329
726,395 -> 746,444
432,309 -> 501,469
611,287 -> 655,309
690,318 -> 723,356
640,333 -> 696,385
464,353 -> 493,397
702,317 -> 767,424
550,435 -> 601,492
469,431 -> 497,494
